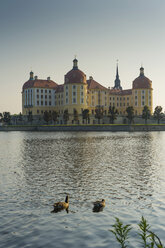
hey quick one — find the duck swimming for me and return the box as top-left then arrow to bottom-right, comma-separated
51,195 -> 69,213
93,199 -> 105,212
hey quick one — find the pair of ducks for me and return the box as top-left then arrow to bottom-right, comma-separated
51,195 -> 105,213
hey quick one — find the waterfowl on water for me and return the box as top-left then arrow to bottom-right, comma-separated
93,199 -> 105,208
93,199 -> 105,212
51,195 -> 69,213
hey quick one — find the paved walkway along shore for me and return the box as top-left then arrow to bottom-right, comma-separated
0,124 -> 165,132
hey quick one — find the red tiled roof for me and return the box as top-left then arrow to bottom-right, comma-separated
56,84 -> 64,93
87,79 -> 108,91
133,76 -> 152,89
65,68 -> 86,84
109,89 -> 132,95
23,79 -> 58,91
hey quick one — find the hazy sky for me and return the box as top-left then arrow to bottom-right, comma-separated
1,0 -> 165,114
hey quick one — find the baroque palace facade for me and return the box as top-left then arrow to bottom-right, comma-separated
22,58 -> 153,124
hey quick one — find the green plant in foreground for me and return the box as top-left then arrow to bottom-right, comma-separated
110,217 -> 164,248
110,217 -> 132,248
138,216 -> 164,248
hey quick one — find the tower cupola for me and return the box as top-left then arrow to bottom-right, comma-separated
73,58 -> 78,69
29,71 -> 34,80
140,67 -> 144,76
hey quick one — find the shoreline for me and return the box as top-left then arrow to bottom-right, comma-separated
0,124 -> 165,132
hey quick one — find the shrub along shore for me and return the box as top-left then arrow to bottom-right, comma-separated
0,124 -> 165,132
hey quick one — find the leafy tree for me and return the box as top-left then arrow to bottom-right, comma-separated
82,109 -> 89,124
27,110 -> 33,124
63,109 -> 69,124
142,105 -> 151,124
154,106 -> 163,124
73,109 -> 79,124
126,106 -> 134,124
18,112 -> 23,122
3,112 -> 11,125
95,106 -> 104,124
108,106 -> 118,124
52,111 -> 59,124
0,113 -> 2,123
43,111 -> 51,124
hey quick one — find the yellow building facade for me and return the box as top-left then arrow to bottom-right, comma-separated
22,58 -> 153,124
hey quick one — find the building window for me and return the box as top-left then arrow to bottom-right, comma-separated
37,110 -> 39,114
73,85 -> 76,89
66,92 -> 68,96
142,90 -> 145,94
135,96 -> 137,99
117,103 -> 119,107
41,101 -> 43,105
41,110 -> 43,114
127,103 -> 129,106
92,110 -> 94,114
123,103 -> 125,106
41,90 -> 43,93
73,98 -> 76,103
81,98 -> 84,103
37,95 -> 39,98
49,101 -> 51,105
45,90 -> 47,93
73,92 -> 76,96
135,101 -> 137,106
117,97 -> 119,101
45,95 -> 47,99
127,97 -> 129,101
41,95 -> 43,99
81,85 -> 83,90
37,89 -> 39,93
37,101 -> 39,105
142,95 -> 145,99
81,92 -> 83,96
49,95 -> 51,99
110,97 -> 111,100
113,97 -> 115,101
45,101 -> 47,106
49,90 -> 51,93
142,101 -> 145,106
120,103 -> 122,107
66,98 -> 68,104
123,97 -> 125,100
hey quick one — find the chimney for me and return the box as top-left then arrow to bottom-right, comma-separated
89,76 -> 93,80
47,77 -> 50,80
34,76 -> 38,80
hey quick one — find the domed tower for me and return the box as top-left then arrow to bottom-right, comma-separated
132,67 -> 153,115
64,58 -> 88,116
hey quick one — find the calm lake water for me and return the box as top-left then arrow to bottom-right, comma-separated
0,131 -> 165,248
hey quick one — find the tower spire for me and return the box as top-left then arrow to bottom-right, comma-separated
113,60 -> 122,90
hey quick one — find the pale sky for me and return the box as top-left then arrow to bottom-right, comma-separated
1,0 -> 165,114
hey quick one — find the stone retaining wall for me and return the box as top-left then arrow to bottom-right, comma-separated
0,124 -> 165,132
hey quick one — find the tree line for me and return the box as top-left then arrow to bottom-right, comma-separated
0,105 -> 164,125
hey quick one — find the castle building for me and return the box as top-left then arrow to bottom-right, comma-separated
22,58 -> 153,123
